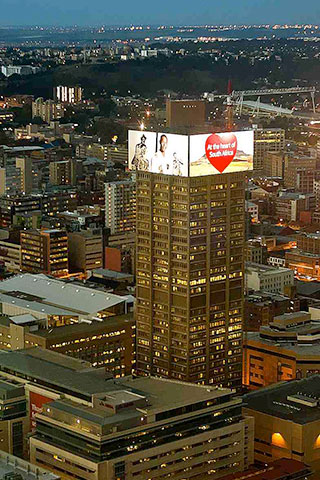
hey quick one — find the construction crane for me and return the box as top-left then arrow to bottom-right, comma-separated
226,79 -> 234,131
204,85 -> 318,120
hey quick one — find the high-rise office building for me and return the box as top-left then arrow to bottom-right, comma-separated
20,229 -> 68,277
136,171 -> 246,389
253,128 -> 285,172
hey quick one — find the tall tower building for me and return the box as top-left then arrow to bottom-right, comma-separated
105,180 -> 136,234
135,170 -> 246,389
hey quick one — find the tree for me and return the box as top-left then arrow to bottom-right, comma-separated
98,99 -> 116,116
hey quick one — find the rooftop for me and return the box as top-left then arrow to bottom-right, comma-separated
247,328 -> 320,357
296,280 -> 320,296
39,376 -> 234,433
246,262 -> 292,275
0,348 -> 113,400
299,232 -> 320,239
91,268 -> 134,282
244,375 -> 320,424
0,451 -> 59,480
34,313 -> 133,339
118,376 -> 231,413
0,348 -> 235,422
219,459 -> 311,480
0,376 -> 25,400
0,274 -> 125,316
273,311 -> 310,323
246,291 -> 290,303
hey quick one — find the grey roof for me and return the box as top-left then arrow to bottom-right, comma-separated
0,292 -> 76,317
246,331 -> 320,356
0,348 -> 114,400
117,376 -> 232,413
92,268 -> 134,281
0,348 -> 234,418
296,281 -> 320,296
244,375 -> 320,424
0,377 -> 25,400
34,313 -> 133,339
2,146 -> 44,152
246,262 -> 292,275
274,311 -> 310,322
0,451 -> 59,480
49,399 -> 141,426
0,274 -> 125,316
10,313 -> 38,325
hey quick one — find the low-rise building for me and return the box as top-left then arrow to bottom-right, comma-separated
219,459 -> 312,480
30,376 -> 254,480
0,348 -> 254,479
244,291 -> 299,331
0,312 -> 134,377
297,232 -> 320,254
246,262 -> 294,294
245,201 -> 259,223
246,241 -> 268,264
267,251 -> 286,268
243,311 -> 320,389
0,273 -> 128,326
1,65 -> 39,77
0,450 -> 60,480
275,191 -> 316,222
286,250 -> 320,281
0,239 -> 21,272
243,375 -> 320,476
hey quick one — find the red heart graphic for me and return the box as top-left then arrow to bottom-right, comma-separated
205,133 -> 238,173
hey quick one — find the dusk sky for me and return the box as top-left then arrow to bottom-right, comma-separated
0,0 -> 320,26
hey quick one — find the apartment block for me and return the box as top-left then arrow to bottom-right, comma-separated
105,180 -> 136,234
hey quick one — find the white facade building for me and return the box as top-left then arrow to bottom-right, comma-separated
246,262 -> 294,294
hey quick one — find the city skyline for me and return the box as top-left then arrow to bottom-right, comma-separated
1,0 -> 320,27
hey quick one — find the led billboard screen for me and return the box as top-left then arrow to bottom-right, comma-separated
128,130 -> 253,177
128,130 -> 157,172
128,130 -> 188,176
189,130 -> 254,176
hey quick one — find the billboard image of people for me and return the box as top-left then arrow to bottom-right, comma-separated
152,133 -> 188,176
128,130 -> 157,172
128,130 -> 188,177
189,130 -> 254,177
